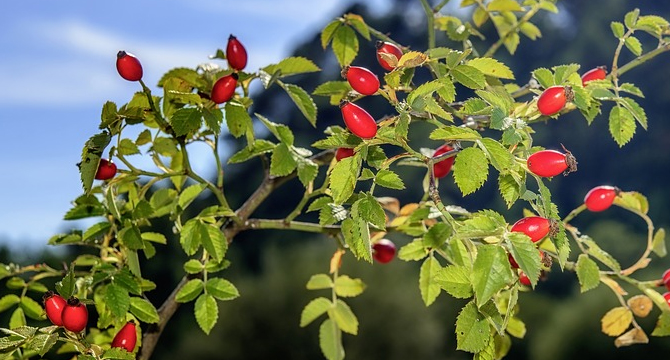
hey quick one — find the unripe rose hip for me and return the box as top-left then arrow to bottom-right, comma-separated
343,66 -> 380,96
432,143 -> 456,178
584,185 -> 619,212
581,66 -> 607,86
376,41 -> 403,71
340,101 -> 377,139
526,149 -> 577,177
211,73 -> 238,104
116,51 -> 143,82
226,35 -> 248,71
537,85 -> 573,116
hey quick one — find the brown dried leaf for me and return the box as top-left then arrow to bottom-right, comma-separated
601,307 -> 633,336
600,276 -> 628,296
377,197 -> 400,215
399,203 -> 420,216
627,295 -> 653,318
614,327 -> 649,347
330,249 -> 345,274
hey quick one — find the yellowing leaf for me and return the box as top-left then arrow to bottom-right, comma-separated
397,51 -> 427,68
601,307 -> 633,336
627,295 -> 653,318
614,327 -> 649,347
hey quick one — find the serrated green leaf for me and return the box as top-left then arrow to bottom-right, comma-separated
582,238 -> 621,272
281,82 -> 318,126
228,139 -> 276,164
480,138 -> 513,172
344,13 -> 370,40
419,255 -> 442,306
105,283 -> 130,318
619,97 -> 647,130
652,312 -> 670,336
224,101 -> 252,138
613,191 -> 649,214
119,224 -> 144,250
171,108 -> 202,136
435,265 -> 473,298
295,155 -> 319,187
271,143 -> 297,177
430,126 -> 481,141
398,239 -> 429,261
206,278 -> 239,301
453,147 -> 489,196
257,113 -> 294,145
519,21 -> 542,40
451,64 -> 487,89
467,58 -> 514,79
19,297 -> 44,320
424,223 -> 452,248
353,194 -> 386,230
332,26 -> 358,67
129,297 -> 159,323
503,32 -> 520,54
202,107 -> 223,134
329,154 -> 361,205
194,294 -> 218,335
532,68 -> 555,88
321,21 -> 342,49
0,295 -> 20,313
487,0 -> 522,11
334,276 -> 365,298
112,269 -> 142,295
300,297 -> 331,327
619,83 -> 644,98
625,36 -> 643,56
475,89 -> 514,113
652,228 -> 667,257
307,274 -> 334,290
79,132 -> 112,193
330,299 -> 358,335
609,105 -> 636,147
507,232 -> 541,287
176,279 -> 204,303
319,319 -> 344,360
473,245 -> 514,306
178,184 -> 206,210
183,259 -> 204,274
102,347 -> 136,359
118,138 -> 140,156
341,217 -> 372,263
313,81 -> 350,96
374,169 -> 405,190
263,57 -> 321,78
576,254 -> 600,292
624,8 -> 640,29
26,333 -> 58,357
407,80 -> 444,108
82,221 -> 111,241
9,308 -> 26,330
456,301 -> 491,353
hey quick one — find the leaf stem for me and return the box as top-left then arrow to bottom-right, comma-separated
420,0 -> 436,49
483,3 -> 543,58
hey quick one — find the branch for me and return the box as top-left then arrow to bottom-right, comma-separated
243,219 -> 341,236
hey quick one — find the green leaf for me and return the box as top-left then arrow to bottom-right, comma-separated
79,131 -> 112,193
487,0 -> 522,11
353,194 -> 386,230
467,58 -> 514,79
332,26 -> 358,67
112,269 -> 142,295
270,143 -> 297,176
313,81 -> 350,96
453,147 -> 489,196
576,254 -> 600,293
532,68 -> 555,88
503,32 -> 520,54
398,239 -> 429,261
199,222 -> 227,263
206,278 -> 240,301
0,295 -> 20,313
334,276 -> 365,298
472,245 -> 514,307
183,259 -> 204,274
263,57 -> 320,78
129,297 -> 159,323
552,63 -> 580,85
419,255 -> 442,306
451,64 -> 486,89
609,105 -> 636,147
194,294 -> 218,335
480,138 -> 513,172
224,101 -> 252,138
507,232 -> 541,287
619,97 -> 647,130
407,80 -> 445,108
652,312 -> 670,336
498,173 -> 521,208
624,8 -> 640,29
178,183 -> 206,210
423,223 -> 452,248
26,333 -> 58,357
619,83 -> 644,98
329,155 -> 361,205
228,139 -> 275,164
344,13 -> 371,40
520,21 -> 542,40
652,228 -> 667,257
256,113 -> 294,145
56,266 -> 76,298
152,137 -> 178,157
300,297 -> 331,327
307,274 -> 334,290
624,36 -> 643,56
118,138 -> 140,156
171,108 -> 202,136
435,265 -> 473,299
280,82 -> 318,126
430,126 -> 482,141
105,283 -> 130,318
9,308 -> 26,329
319,319 -> 345,360
456,301 -> 491,353
202,107 -> 223,134
330,300 -> 358,335
119,224 -> 144,250
375,169 -> 405,190
176,279 -> 204,303
295,155 -> 319,187
19,297 -> 44,320
102,347 -> 136,359
582,238 -> 621,272
613,191 -> 649,214
341,217 -> 372,263
321,20 -> 342,49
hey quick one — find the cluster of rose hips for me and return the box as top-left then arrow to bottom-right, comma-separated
43,292 -> 137,352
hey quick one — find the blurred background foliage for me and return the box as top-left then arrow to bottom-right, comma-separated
3,0 -> 670,359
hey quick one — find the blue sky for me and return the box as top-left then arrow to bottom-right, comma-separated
0,0 -> 392,250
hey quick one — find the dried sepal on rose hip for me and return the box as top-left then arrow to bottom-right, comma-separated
226,34 -> 248,71
581,66 -> 607,86
372,239 -> 396,264
339,101 -> 377,139
43,291 -> 67,327
537,85 -> 574,116
342,66 -> 380,96
116,51 -> 143,82
526,146 -> 577,177
376,41 -> 403,71
112,320 -> 138,353
584,185 -> 620,212
61,297 -> 88,333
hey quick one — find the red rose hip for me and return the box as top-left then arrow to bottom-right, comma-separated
376,41 -> 403,71
432,143 -> 456,178
372,239 -> 396,264
43,291 -> 67,327
662,269 -> 670,291
584,185 -> 619,212
61,297 -> 88,333
211,73 -> 238,104
581,66 -> 607,86
116,51 -> 143,82
343,66 -> 379,96
537,85 -> 573,116
335,148 -> 355,161
95,159 -> 117,180
112,321 -> 137,353
226,34 -> 247,71
340,101 -> 377,139
511,216 -> 552,243
527,149 -> 577,177
518,271 -> 532,286
663,292 -> 670,307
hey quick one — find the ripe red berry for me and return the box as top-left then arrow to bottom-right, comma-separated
211,73 -> 238,104
376,41 -> 403,71
62,297 -> 88,333
537,85 -> 573,116
526,149 -> 577,177
372,239 -> 396,264
584,185 -> 619,212
518,271 -> 532,286
433,143 -> 456,178
111,321 -> 137,353
335,148 -> 355,161
511,216 -> 552,243
95,159 -> 117,180
340,101 -> 377,139
226,34 -> 248,71
581,66 -> 607,86
43,291 -> 67,327
116,51 -> 143,82
343,66 -> 380,96
663,292 -> 670,307
662,269 -> 670,291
